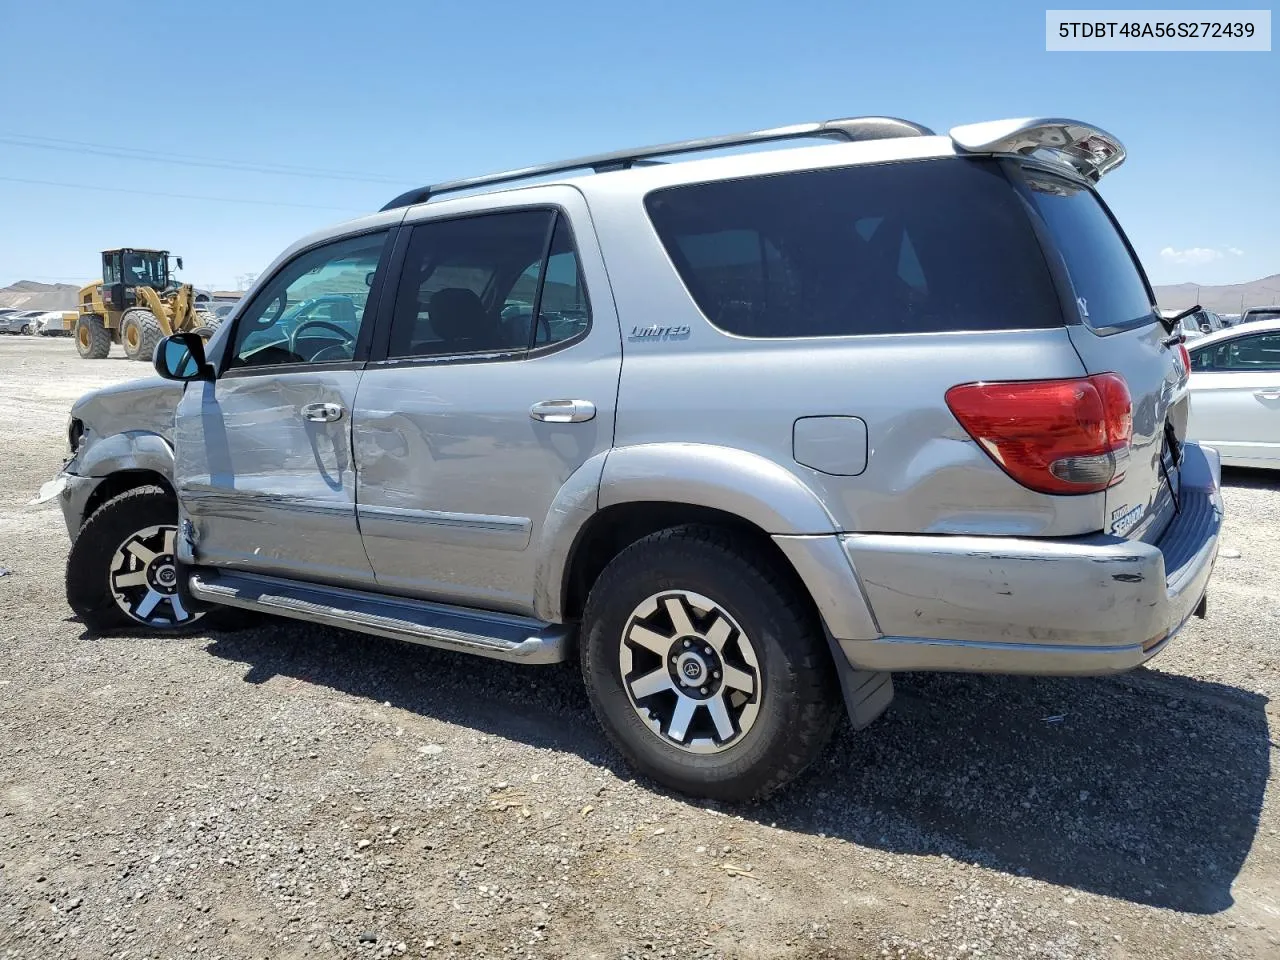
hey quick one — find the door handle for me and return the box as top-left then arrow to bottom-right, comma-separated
301,402 -> 344,423
1255,390 -> 1280,401
529,399 -> 596,423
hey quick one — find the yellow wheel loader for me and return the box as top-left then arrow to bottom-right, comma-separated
68,249 -> 216,361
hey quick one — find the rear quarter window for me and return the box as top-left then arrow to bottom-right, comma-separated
1013,168 -> 1155,332
643,158 -> 1062,338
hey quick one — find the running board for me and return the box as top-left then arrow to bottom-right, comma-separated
188,569 -> 569,664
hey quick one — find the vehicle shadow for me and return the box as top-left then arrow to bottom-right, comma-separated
204,622 -> 1269,915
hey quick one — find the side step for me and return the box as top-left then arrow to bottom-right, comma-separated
188,569 -> 570,664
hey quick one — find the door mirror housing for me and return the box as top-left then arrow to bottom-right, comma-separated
175,256 -> 184,271
154,332 -> 212,382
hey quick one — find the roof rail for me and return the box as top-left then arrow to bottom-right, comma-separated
380,116 -> 935,211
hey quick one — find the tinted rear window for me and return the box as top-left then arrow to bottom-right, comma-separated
1014,169 -> 1155,331
644,158 -> 1061,338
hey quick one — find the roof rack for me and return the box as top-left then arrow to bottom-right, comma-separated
380,116 -> 935,211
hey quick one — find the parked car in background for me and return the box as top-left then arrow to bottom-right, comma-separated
1240,306 -> 1280,327
0,310 -> 43,334
1160,306 -> 1220,340
1187,317 -> 1280,469
34,311 -> 71,336
197,301 -> 238,326
1219,313 -> 1240,328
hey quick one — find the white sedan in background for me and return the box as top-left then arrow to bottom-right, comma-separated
1187,317 -> 1280,469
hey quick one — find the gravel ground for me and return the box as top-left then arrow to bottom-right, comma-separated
1,336 -> 1278,960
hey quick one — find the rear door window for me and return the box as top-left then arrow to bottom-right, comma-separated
1014,169 -> 1155,332
644,158 -> 1061,337
387,211 -> 553,359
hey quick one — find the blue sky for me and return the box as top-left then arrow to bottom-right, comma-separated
0,0 -> 1275,291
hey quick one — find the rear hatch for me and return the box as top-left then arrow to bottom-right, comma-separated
1012,164 -> 1187,543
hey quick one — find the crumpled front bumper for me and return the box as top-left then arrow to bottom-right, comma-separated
32,463 -> 103,541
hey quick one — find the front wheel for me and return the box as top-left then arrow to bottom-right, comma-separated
120,309 -> 163,361
20,323 -> 31,335
74,315 -> 111,359
66,486 -> 204,633
580,526 -> 841,801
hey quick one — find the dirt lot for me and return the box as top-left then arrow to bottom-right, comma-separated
1,336 -> 1278,960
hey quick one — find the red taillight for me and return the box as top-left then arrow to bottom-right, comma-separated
1178,343 -> 1191,377
945,373 -> 1133,495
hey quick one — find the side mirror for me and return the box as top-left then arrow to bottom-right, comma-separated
1200,324 -> 1212,334
154,332 -> 212,381
365,271 -> 376,288
175,256 -> 184,271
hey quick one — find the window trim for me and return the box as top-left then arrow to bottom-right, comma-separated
368,204 -> 594,369
214,225 -> 396,380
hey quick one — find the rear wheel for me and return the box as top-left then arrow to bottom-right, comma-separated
580,525 -> 842,801
66,486 -> 203,633
190,314 -> 223,339
120,309 -> 163,361
74,315 -> 111,359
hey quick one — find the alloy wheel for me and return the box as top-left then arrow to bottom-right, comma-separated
619,590 -> 760,754
108,524 -> 199,627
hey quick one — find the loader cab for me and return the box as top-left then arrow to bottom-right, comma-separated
101,248 -> 176,310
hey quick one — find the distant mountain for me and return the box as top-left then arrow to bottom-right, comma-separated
0,280 -> 81,311
1153,273 -> 1280,315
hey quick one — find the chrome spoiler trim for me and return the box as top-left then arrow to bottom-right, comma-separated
949,118 -> 1126,182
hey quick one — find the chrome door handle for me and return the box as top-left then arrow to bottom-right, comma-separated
301,402 -> 344,423
529,399 -> 596,423
1254,390 -> 1280,401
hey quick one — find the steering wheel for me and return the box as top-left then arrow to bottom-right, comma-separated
290,319 -> 355,361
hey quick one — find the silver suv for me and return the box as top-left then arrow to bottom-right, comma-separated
41,116 -> 1223,800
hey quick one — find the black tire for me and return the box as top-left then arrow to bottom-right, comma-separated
580,525 -> 842,802
66,486 -> 204,634
20,323 -> 31,335
190,314 -> 223,339
120,309 -> 163,362
74,315 -> 111,359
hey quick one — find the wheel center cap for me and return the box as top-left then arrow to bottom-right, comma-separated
147,555 -> 179,594
676,652 -> 706,683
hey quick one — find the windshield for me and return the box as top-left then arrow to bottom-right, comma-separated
1014,168 -> 1155,332
1245,309 -> 1280,324
121,251 -> 167,288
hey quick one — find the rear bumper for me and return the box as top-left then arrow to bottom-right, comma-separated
783,443 -> 1222,677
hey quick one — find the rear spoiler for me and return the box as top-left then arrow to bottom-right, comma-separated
949,118 -> 1126,182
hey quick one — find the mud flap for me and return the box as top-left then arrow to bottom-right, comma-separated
824,630 -> 894,730
1194,592 -> 1208,619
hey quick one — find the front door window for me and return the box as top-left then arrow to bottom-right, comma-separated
230,232 -> 388,368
